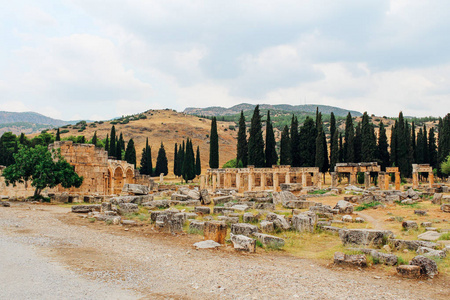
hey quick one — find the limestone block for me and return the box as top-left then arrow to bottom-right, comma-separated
230,233 -> 256,252
230,223 -> 258,237
333,252 -> 367,268
204,221 -> 227,244
397,265 -> 421,278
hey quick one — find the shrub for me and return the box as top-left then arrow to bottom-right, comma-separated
355,201 -> 382,211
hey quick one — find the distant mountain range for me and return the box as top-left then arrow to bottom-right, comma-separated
184,103 -> 362,117
0,111 -> 81,135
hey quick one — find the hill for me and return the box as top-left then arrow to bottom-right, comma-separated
0,111 -> 85,135
184,103 -> 362,117
44,109 -> 238,175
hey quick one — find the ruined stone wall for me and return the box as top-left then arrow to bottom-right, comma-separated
49,141 -> 109,195
0,166 -> 35,198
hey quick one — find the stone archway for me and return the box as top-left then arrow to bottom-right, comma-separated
113,167 -> 124,195
125,168 -> 134,184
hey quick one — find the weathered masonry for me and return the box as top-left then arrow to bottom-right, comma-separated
204,165 -> 321,192
412,164 -> 434,189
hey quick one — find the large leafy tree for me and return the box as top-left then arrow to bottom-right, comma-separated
247,105 -> 265,167
3,146 -> 83,198
236,111 -> 248,167
209,117 -> 219,168
155,142 -> 168,176
264,111 -> 278,167
279,125 -> 291,165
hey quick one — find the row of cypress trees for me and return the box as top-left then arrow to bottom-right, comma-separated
230,106 -> 450,178
174,139 -> 201,182
139,138 -> 168,176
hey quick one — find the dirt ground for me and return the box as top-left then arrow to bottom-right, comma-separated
1,202 -> 449,299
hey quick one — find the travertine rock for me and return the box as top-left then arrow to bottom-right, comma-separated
334,200 -> 354,214
410,255 -> 438,278
333,252 -> 367,267
231,223 -> 258,237
339,229 -> 393,246
397,265 -> 421,278
204,221 -> 227,244
230,233 -> 256,252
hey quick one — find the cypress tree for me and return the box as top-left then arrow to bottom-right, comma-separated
115,135 -> 122,160
264,111 -> 278,167
247,105 -> 265,167
315,114 -> 329,173
422,125 -> 429,164
19,133 -> 27,145
91,131 -> 97,146
344,113 -> 355,162
298,117 -> 316,167
438,114 -> 450,177
195,146 -> 201,176
124,139 -> 136,167
236,111 -> 248,167
330,130 -> 339,172
390,122 -> 398,167
56,128 -> 61,141
105,134 -> 109,154
290,115 -> 301,167
339,133 -> 344,163
329,112 -> 336,145
416,128 -> 425,163
209,117 -> 219,168
377,121 -> 390,170
183,139 -> 195,182
361,112 -> 376,162
155,142 -> 168,176
174,143 -> 178,176
177,143 -> 184,176
354,122 -> 362,162
146,143 -> 153,176
109,126 -> 116,158
411,122 -> 416,163
429,127 -> 438,170
140,146 -> 148,174
396,112 -> 412,177
279,125 -> 291,165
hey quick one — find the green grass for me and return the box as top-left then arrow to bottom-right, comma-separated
438,232 -> 450,240
308,189 -> 328,195
355,201 -> 382,211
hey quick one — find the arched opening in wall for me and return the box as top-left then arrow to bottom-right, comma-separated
125,169 -> 134,184
114,167 -> 124,195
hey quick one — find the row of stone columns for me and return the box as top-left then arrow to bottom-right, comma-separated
412,172 -> 434,189
330,171 -> 401,190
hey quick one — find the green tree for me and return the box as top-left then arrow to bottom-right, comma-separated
330,130 -> 339,172
209,117 -> 219,168
344,113 -> 355,162
428,127 -> 438,169
441,155 -> 450,175
236,111 -> 248,167
3,146 -> 83,198
182,139 -> 195,182
139,138 -> 152,175
56,128 -> 61,141
173,143 -> 178,176
91,131 -> 98,146
105,134 -> 109,154
124,139 -> 136,167
264,111 -> 278,167
109,126 -> 116,158
338,133 -> 344,163
290,115 -> 300,167
247,105 -> 265,167
329,112 -> 336,144
195,146 -> 201,176
298,117 -> 316,167
279,125 -> 290,165
377,121 -> 390,170
155,142 -> 168,176
177,142 -> 185,176
315,113 -> 329,173
354,122 -> 362,162
0,132 -> 18,166
361,112 -> 376,162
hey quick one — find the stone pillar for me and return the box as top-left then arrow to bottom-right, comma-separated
295,172 -> 301,183
160,173 -> 164,183
364,172 -> 370,189
285,172 -> 290,184
302,172 -> 307,188
261,173 -> 266,190
331,172 -> 337,188
384,173 -> 390,190
200,175 -> 206,190
225,173 -> 232,188
212,174 -> 217,192
273,172 -> 279,191
429,172 -> 434,188
412,172 -> 419,189
313,172 -> 319,187
248,172 -> 254,191
395,172 -> 401,190
318,172 -> 323,189
217,173 -> 221,188
378,172 -> 385,189
350,172 -> 357,185
236,173 -> 241,192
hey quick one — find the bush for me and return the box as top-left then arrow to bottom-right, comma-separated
355,201 -> 382,211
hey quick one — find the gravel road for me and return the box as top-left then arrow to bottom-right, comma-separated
0,203 -> 448,299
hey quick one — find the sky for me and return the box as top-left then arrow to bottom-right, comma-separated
0,0 -> 449,121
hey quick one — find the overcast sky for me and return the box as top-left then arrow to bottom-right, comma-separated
1,1 -> 449,121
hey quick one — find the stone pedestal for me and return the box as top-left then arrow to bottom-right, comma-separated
204,221 -> 227,244
331,172 -> 337,188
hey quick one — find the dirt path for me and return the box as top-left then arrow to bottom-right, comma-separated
355,211 -> 385,230
0,203 -> 448,299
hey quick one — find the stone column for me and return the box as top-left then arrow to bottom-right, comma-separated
378,172 -> 385,189
212,174 -> 217,192
384,173 -> 390,190
350,172 -> 357,185
313,172 -> 319,187
200,175 -> 206,190
395,172 -> 401,190
429,172 -> 434,188
364,172 -> 370,189
285,172 -> 290,185
318,173 -> 323,189
273,172 -> 279,191
302,172 -> 307,188
225,173 -> 232,188
412,172 -> 419,189
236,173 -> 241,192
261,173 -> 266,190
248,172 -> 254,191
160,173 -> 164,183
331,172 -> 337,188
